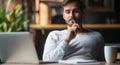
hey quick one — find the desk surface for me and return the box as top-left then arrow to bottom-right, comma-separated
1,62 -> 120,65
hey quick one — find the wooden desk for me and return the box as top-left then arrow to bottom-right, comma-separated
1,62 -> 120,65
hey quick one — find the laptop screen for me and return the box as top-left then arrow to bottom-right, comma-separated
0,32 -> 39,64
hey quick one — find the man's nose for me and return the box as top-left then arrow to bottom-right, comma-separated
70,12 -> 74,18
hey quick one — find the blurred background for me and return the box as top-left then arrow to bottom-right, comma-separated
1,0 -> 119,25
0,0 -> 120,60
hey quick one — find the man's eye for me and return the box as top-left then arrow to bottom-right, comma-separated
65,10 -> 70,14
74,10 -> 80,13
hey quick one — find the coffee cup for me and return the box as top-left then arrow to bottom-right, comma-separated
104,46 -> 117,63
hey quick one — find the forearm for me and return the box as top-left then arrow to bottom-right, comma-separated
43,40 -> 68,61
64,24 -> 79,42
43,29 -> 75,61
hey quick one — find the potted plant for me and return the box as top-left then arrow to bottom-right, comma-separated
0,0 -> 28,32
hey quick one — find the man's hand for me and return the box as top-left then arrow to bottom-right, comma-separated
64,23 -> 79,42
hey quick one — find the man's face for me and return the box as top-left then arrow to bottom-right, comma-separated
63,1 -> 83,26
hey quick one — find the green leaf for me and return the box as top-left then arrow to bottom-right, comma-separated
1,22 -> 7,32
15,4 -> 22,14
7,27 -> 12,32
0,1 -> 29,32
6,0 -> 12,13
16,27 -> 22,32
0,6 -> 6,23
6,14 -> 11,22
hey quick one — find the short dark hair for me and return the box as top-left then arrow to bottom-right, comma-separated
62,0 -> 85,12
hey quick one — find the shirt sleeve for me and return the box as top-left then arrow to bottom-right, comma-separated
42,31 -> 68,61
97,34 -> 105,61
92,32 -> 105,61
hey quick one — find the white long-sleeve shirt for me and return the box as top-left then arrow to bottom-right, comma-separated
43,29 -> 105,61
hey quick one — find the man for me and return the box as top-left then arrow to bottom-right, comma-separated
43,0 -> 105,61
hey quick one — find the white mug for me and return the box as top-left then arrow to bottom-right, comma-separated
104,46 -> 117,63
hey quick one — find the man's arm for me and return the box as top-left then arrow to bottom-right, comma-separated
98,34 -> 105,61
92,33 -> 105,61
64,24 -> 79,42
43,23 -> 79,61
43,31 -> 68,61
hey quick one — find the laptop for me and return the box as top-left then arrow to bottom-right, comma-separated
0,32 -> 39,64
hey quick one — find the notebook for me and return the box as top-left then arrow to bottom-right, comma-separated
0,32 -> 39,64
